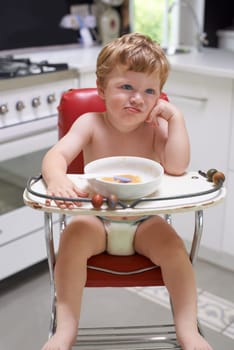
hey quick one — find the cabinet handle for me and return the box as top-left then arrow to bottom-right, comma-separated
167,93 -> 208,103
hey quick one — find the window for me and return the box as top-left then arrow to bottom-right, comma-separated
130,0 -> 205,50
130,0 -> 173,46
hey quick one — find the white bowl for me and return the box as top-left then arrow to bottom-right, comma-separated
84,156 -> 164,200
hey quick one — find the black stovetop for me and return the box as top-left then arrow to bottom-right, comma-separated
0,55 -> 69,79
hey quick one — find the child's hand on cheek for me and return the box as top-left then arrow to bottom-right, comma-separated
145,99 -> 177,127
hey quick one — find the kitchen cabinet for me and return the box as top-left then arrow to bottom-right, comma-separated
229,94 -> 234,172
0,67 -> 79,280
223,170 -> 234,265
164,71 -> 232,172
164,70 -> 233,269
222,85 -> 234,264
0,208 -> 60,280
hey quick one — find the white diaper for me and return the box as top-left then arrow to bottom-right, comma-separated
99,216 -> 150,256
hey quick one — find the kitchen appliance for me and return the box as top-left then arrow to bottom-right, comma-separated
98,0 -> 124,45
0,55 -> 79,280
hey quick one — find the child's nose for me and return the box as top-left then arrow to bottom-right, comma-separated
130,92 -> 144,105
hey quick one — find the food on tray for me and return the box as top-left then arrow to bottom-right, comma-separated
101,174 -> 141,184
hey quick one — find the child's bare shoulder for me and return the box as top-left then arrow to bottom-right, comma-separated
72,112 -> 104,127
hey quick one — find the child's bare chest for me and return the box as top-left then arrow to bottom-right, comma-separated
86,124 -> 156,160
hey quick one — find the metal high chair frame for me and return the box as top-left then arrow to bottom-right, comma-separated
24,88 -> 225,349
44,210 -> 203,349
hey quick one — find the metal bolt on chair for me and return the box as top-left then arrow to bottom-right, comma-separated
43,88 -> 206,350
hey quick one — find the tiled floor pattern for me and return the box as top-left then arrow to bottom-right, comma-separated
127,287 -> 234,340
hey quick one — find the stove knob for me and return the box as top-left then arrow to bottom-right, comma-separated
0,104 -> 8,115
16,101 -> 25,111
47,93 -> 56,104
32,97 -> 41,108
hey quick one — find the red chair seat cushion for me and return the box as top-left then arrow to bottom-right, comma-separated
86,253 -> 164,287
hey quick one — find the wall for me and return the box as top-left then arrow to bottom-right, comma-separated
204,0 -> 234,48
0,0 -> 77,50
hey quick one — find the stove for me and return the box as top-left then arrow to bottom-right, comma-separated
0,55 -> 69,79
0,55 -> 78,156
0,54 -> 79,279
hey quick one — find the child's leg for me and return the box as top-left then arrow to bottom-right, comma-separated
42,215 -> 106,350
134,215 -> 213,350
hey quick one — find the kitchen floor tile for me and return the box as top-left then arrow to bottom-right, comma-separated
198,291 -> 234,334
127,286 -> 234,341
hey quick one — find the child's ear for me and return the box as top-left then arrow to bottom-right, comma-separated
96,80 -> 105,99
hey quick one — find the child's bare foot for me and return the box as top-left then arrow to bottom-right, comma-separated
178,331 -> 213,350
41,329 -> 76,350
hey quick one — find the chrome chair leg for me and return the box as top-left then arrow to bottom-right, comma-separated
44,212 -> 57,338
44,213 -> 68,338
191,210 -> 204,336
59,213 -> 67,232
165,213 -> 172,225
190,210 -> 203,265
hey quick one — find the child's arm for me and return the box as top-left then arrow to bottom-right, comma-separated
146,99 -> 190,175
41,115 -> 91,207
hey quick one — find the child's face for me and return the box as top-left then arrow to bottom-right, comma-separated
98,65 -> 161,132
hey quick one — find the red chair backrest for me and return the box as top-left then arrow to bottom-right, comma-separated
58,88 -> 106,174
58,88 -> 168,174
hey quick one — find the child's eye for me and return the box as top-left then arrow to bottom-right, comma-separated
122,84 -> 133,90
145,88 -> 155,95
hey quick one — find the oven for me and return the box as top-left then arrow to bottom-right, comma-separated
0,56 -> 79,279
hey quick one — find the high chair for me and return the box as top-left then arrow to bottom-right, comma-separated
44,88 -> 206,349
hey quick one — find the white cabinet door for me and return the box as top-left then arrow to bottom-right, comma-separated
222,171 -> 234,258
165,71 -> 232,172
229,92 -> 234,171
164,71 -> 232,263
222,85 -> 234,263
0,207 -> 60,280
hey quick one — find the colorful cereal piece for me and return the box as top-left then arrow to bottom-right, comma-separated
113,175 -> 132,183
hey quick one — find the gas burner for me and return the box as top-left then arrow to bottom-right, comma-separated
0,56 -> 69,79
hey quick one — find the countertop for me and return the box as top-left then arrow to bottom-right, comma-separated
167,47 -> 234,79
2,44 -> 101,74
1,44 -> 234,79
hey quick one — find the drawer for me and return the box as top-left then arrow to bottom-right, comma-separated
229,115 -> 234,171
223,170 -> 234,255
164,71 -> 232,173
0,206 -> 44,245
0,227 -> 46,280
165,71 -> 210,102
0,220 -> 60,280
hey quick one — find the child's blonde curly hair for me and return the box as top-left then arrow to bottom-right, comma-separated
96,32 -> 170,90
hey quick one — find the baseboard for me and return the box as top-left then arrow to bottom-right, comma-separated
184,239 -> 234,272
